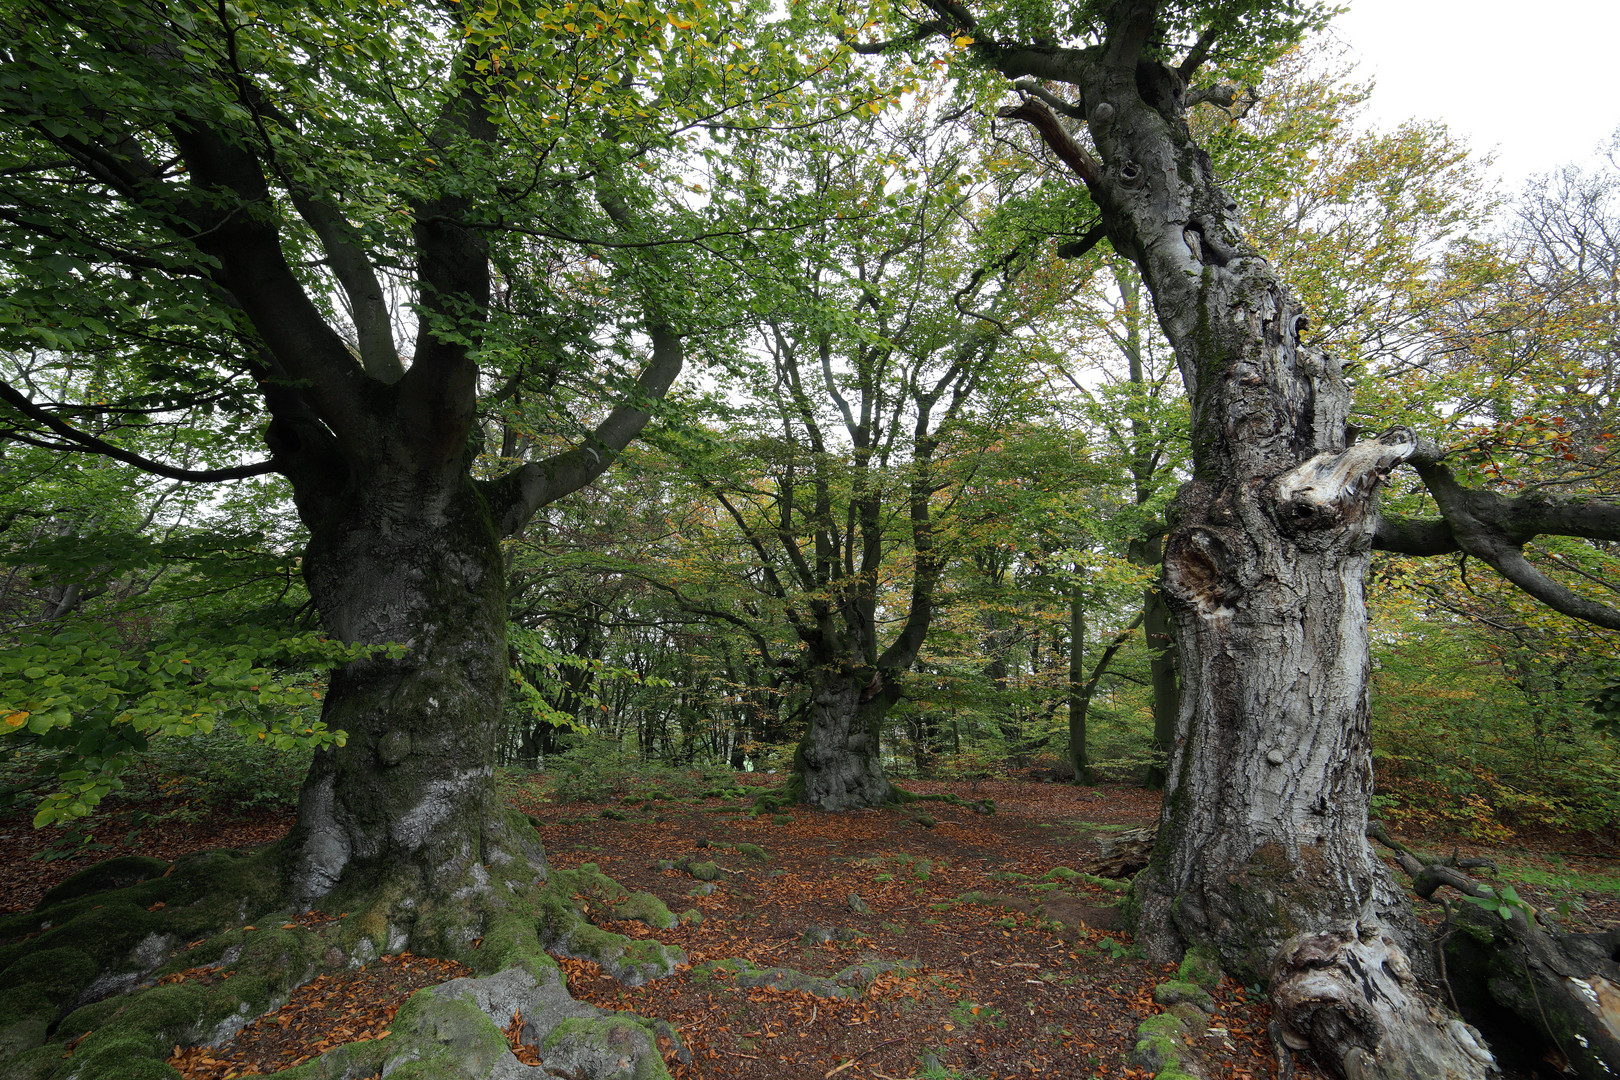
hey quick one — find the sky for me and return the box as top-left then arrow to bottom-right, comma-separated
1330,0 -> 1620,192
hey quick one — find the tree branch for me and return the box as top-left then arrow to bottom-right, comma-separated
1407,454 -> 1620,631
486,327 -> 685,536
995,97 -> 1100,185
0,380 -> 276,482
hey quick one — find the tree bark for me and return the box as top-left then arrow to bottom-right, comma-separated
988,5 -> 1495,1073
284,467 -> 546,931
1067,567 -> 1094,784
1130,536 -> 1179,789
1140,581 -> 1178,789
793,666 -> 896,810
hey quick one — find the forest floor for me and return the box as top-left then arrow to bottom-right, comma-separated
2,773 -> 1618,1079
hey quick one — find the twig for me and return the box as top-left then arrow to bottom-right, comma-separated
825,1038 -> 905,1077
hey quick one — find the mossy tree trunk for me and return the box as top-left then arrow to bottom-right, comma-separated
11,3 -> 692,929
285,468 -> 537,915
793,664 -> 898,810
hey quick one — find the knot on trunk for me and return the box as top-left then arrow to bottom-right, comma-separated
1163,528 -> 1241,619
1271,428 -> 1417,543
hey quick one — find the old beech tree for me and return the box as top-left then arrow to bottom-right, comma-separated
0,0 -> 814,929
849,0 -> 1620,1074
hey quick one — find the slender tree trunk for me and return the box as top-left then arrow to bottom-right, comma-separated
1067,567 -> 1094,784
1130,535 -> 1179,789
1142,587 -> 1177,786
284,470 -> 544,934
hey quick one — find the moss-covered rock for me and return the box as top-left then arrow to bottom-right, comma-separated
541,1016 -> 670,1080
534,881 -> 683,987
379,983 -> 512,1078
678,860 -> 720,882
0,946 -> 99,1053
1130,1032 -> 1182,1074
36,856 -> 172,909
1166,1002 -> 1209,1037
3,1042 -> 72,1080
1152,980 -> 1213,1012
613,893 -> 676,931
1176,945 -> 1222,992
68,1033 -> 182,1080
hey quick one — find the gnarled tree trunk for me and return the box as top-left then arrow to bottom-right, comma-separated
989,5 -> 1495,1074
794,665 -> 898,810
285,469 -> 545,933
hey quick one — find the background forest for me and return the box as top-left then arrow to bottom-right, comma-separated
3,32 -> 1618,849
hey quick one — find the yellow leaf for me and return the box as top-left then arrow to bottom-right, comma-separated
951,34 -> 973,46
3,711 -> 27,727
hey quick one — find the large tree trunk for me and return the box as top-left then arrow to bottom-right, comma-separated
994,13 -> 1496,1073
1063,56 -> 1415,985
284,468 -> 544,938
794,666 -> 897,810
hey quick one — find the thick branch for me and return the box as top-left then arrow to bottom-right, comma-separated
486,328 -> 685,537
0,380 -> 275,482
1407,455 -> 1620,631
995,97 -> 1099,185
289,192 -> 403,383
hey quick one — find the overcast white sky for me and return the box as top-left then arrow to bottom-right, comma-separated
1330,0 -> 1620,191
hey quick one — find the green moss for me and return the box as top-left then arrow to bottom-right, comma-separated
541,1016 -> 672,1080
1152,981 -> 1212,1010
54,995 -> 126,1043
71,1036 -> 181,1080
1129,1032 -> 1182,1074
614,892 -> 676,930
3,1043 -> 69,1080
1137,1013 -> 1186,1039
0,946 -> 98,1007
1176,946 -> 1221,992
682,860 -> 720,882
728,843 -> 768,861
472,908 -> 559,980
381,988 -> 510,1080
37,856 -> 171,909
267,1036 -> 391,1079
91,980 -> 208,1045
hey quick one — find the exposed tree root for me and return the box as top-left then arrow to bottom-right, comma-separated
1368,825 -> 1620,1079
1269,920 -> 1497,1080
0,831 -> 685,1080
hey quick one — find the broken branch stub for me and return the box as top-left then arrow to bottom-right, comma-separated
1272,427 -> 1417,541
